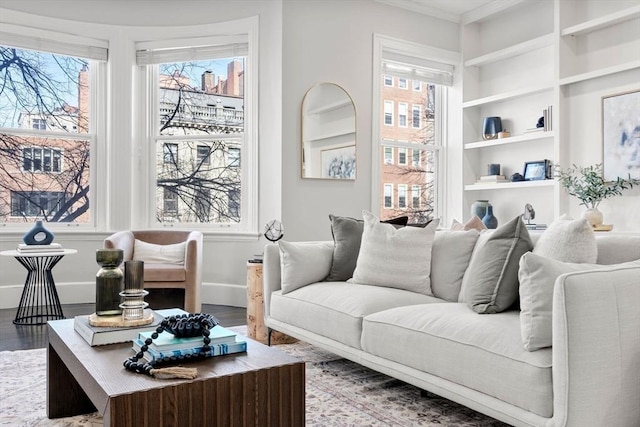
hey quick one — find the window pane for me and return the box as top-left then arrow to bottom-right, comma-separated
384,183 -> 393,208
398,78 -> 407,89
384,100 -> 393,126
0,46 -> 93,224
379,73 -> 439,223
384,146 -> 393,165
156,139 -> 241,224
384,75 -> 393,86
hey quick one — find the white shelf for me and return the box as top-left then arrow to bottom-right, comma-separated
561,5 -> 640,37
463,84 -> 553,108
306,100 -> 352,115
465,34 -> 554,67
559,60 -> 640,86
308,130 -> 355,143
465,180 -> 555,191
461,0 -> 526,25
464,131 -> 554,150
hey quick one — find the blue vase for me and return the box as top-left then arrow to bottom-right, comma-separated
23,220 -> 55,245
470,200 -> 490,220
482,205 -> 498,229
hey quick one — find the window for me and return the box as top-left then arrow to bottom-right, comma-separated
374,35 -> 454,223
32,119 -> 46,130
22,147 -> 63,173
163,187 -> 178,215
412,185 -> 421,208
398,184 -> 407,208
197,145 -> 210,165
398,148 -> 407,165
384,184 -> 393,208
0,38 -> 105,225
398,103 -> 408,127
412,149 -> 421,167
384,100 -> 394,126
384,146 -> 393,165
412,105 -> 421,129
137,28 -> 255,230
11,191 -> 67,218
384,75 -> 393,87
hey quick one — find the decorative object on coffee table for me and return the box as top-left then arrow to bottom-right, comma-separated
95,249 -> 124,316
120,260 -> 149,321
555,163 -> 639,227
22,220 -> 54,245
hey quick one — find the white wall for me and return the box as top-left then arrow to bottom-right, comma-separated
0,0 -> 283,308
281,0 -> 459,241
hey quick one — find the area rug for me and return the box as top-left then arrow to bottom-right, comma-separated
0,338 -> 509,426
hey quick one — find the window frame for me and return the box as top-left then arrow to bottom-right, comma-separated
412,104 -> 421,129
412,184 -> 421,208
384,146 -> 394,165
398,184 -> 407,209
383,100 -> 394,126
398,78 -> 408,89
398,147 -> 407,165
384,75 -> 393,87
398,102 -> 408,128
383,183 -> 393,209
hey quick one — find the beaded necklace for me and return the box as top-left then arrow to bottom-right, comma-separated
123,313 -> 219,379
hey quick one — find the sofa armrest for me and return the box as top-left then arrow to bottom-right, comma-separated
552,266 -> 640,427
263,243 -> 281,320
104,231 -> 135,261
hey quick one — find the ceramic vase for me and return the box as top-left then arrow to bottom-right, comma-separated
482,205 -> 498,229
471,200 -> 490,220
482,117 -> 502,140
23,220 -> 54,245
583,208 -> 603,227
95,249 -> 124,316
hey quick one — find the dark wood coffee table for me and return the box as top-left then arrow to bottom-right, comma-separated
47,319 -> 305,426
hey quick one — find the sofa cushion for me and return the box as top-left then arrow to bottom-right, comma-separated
532,217 -> 597,263
361,304 -> 553,417
595,234 -> 640,264
430,230 -> 479,301
459,216 -> 533,313
350,210 -> 439,295
143,263 -> 186,282
325,214 -> 408,281
518,252 -> 640,351
278,240 -> 333,294
133,239 -> 185,264
270,282 -> 441,349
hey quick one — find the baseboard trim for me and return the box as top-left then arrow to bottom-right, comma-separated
0,281 -> 247,309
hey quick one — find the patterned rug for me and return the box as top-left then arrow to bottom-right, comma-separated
0,337 -> 509,426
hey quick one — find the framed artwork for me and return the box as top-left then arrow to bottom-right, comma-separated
602,89 -> 640,181
523,159 -> 551,181
321,145 -> 356,179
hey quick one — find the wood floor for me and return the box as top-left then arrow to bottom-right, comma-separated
0,301 -> 247,352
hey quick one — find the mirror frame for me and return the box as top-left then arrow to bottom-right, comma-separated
301,82 -> 356,180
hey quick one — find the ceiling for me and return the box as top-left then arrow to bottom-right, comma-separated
375,0 -> 498,23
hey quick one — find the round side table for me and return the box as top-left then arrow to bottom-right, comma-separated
1,249 -> 77,325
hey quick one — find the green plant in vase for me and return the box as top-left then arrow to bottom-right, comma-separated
555,163 -> 639,227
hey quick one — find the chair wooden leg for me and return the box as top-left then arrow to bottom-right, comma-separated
267,327 -> 273,346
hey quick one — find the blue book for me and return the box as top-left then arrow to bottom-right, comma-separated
138,325 -> 237,351
132,338 -> 247,363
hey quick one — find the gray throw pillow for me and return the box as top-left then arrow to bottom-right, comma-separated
325,214 -> 408,281
459,216 -> 533,314
430,230 -> 480,301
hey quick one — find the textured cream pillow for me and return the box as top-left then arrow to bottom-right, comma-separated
133,239 -> 186,264
518,252 -> 640,351
533,218 -> 597,263
349,210 -> 439,295
279,240 -> 333,294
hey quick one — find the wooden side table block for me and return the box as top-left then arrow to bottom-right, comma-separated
246,262 -> 297,345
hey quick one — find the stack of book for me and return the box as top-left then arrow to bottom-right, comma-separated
475,175 -> 509,184
132,325 -> 247,363
17,243 -> 64,253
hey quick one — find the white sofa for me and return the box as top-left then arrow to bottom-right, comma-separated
262,232 -> 640,427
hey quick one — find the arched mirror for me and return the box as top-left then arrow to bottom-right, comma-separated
301,83 -> 356,179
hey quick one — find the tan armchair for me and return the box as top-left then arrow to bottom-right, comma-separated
104,230 -> 203,313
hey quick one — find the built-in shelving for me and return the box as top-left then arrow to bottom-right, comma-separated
464,131 -> 554,150
308,130 -> 355,143
464,34 -> 554,67
559,60 -> 640,86
306,100 -> 352,115
464,180 -> 555,191
462,84 -> 553,108
561,5 -> 640,37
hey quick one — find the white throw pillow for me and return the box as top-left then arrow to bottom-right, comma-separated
133,239 -> 186,264
533,217 -> 597,263
279,240 -> 333,294
518,252 -> 640,351
349,210 -> 439,295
